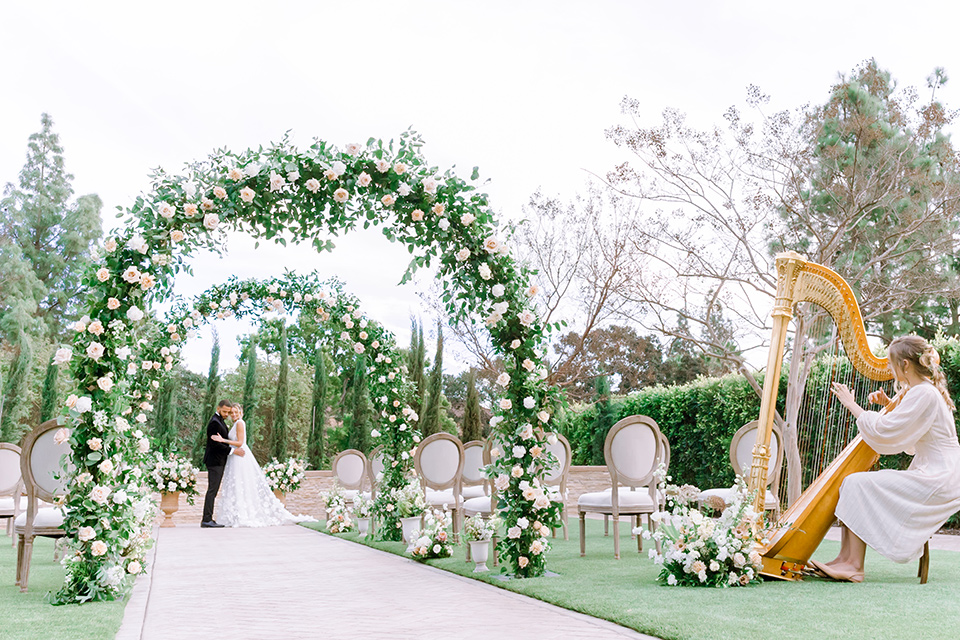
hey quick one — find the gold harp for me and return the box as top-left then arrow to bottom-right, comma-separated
748,251 -> 895,581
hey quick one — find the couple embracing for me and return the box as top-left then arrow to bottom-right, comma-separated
201,399 -> 314,528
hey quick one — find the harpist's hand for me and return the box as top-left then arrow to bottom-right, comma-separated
831,382 -> 864,418
868,389 -> 892,407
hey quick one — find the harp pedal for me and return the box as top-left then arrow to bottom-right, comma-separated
760,556 -> 805,581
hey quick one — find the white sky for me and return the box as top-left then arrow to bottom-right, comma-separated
3,0 -> 960,373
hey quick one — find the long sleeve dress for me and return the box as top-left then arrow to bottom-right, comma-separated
835,382 -> 960,563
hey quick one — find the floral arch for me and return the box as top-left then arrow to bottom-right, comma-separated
56,130 -> 559,603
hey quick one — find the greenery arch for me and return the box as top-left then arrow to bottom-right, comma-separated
56,130 -> 560,603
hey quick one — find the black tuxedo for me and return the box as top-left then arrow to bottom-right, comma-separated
202,411 -> 232,522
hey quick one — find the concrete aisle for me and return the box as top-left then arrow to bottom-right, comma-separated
117,525 -> 656,640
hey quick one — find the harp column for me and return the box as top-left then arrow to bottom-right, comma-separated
748,252 -> 806,514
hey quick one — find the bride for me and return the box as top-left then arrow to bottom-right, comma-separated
211,404 -> 315,526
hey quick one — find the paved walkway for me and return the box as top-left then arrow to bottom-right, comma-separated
117,524 -> 654,640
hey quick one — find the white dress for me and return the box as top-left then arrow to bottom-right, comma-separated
836,382 -> 960,563
218,420 -> 315,527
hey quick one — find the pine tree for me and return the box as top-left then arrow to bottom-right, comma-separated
307,347 -> 327,469
348,354 -> 370,452
591,375 -> 614,465
39,353 -> 59,423
0,336 -> 34,443
420,325 -> 445,437
462,369 -> 482,442
241,333 -> 259,443
192,329 -> 221,465
0,113 -> 102,339
272,324 -> 289,460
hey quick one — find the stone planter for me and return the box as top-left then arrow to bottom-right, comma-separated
357,517 -> 371,536
468,539 -> 491,572
160,491 -> 180,528
273,489 -> 286,505
400,516 -> 422,552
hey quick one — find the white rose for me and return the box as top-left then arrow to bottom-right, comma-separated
357,172 -> 372,187
78,526 -> 96,542
122,267 -> 141,283
496,373 -> 510,386
240,187 -> 256,203
478,264 -> 492,280
438,218 -> 450,231
203,213 -> 220,231
97,376 -> 114,392
523,397 -> 536,409
269,171 -> 286,192
461,213 -> 475,225
455,248 -> 470,261
53,347 -> 72,365
54,428 -> 71,445
334,188 -> 349,203
86,342 -> 105,360
499,398 -> 512,410
305,178 -> 321,193
127,560 -> 142,575
245,163 -> 261,177
90,540 -> 108,556
96,268 -> 110,282
507,526 -> 521,539
513,445 -> 526,459
90,485 -> 110,505
483,236 -> 499,253
158,202 -> 176,218
492,284 -> 505,297
518,310 -> 536,327
422,177 -> 438,194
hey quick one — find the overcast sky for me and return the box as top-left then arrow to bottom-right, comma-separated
3,1 -> 959,373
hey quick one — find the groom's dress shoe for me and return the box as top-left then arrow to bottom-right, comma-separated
200,521 -> 225,528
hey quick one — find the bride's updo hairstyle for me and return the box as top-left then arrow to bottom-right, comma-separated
888,335 -> 955,411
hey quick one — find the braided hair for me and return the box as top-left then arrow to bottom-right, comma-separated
888,335 -> 955,412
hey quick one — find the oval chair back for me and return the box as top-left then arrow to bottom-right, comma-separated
461,440 -> 486,492
414,433 -> 464,492
0,443 -> 23,497
366,445 -> 384,500
730,420 -> 783,492
604,415 -> 662,490
332,449 -> 367,491
543,433 -> 571,487
21,420 -> 72,504
658,432 -> 671,474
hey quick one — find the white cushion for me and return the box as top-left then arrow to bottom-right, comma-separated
342,489 -> 358,502
358,491 -> 372,501
462,495 -> 494,515
461,485 -> 487,500
699,487 -> 779,510
0,496 -> 29,513
578,489 -> 656,510
14,507 -> 65,529
425,489 -> 458,508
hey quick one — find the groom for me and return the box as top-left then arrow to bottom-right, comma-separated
201,399 -> 245,528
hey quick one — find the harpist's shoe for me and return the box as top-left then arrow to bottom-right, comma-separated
807,559 -> 863,582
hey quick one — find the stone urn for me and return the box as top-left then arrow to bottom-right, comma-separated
357,517 -> 371,536
160,491 -> 180,528
468,539 -> 491,572
400,516 -> 422,552
273,489 -> 286,505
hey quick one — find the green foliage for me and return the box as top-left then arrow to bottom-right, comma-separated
241,333 -> 258,440
589,375 -> 615,465
272,324 -> 290,460
153,375 -> 178,454
461,369 -> 482,442
420,325 -> 446,437
0,113 -> 102,339
39,353 -> 59,423
347,354 -> 370,452
192,330 -> 221,465
307,347 -> 328,469
407,317 -> 426,417
0,337 -> 34,443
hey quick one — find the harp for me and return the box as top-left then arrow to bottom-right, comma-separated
747,252 -> 895,581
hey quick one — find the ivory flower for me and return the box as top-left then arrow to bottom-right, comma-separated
511,339 -> 521,349
519,423 -> 534,439
422,177 -> 438,193
86,341 -> 105,360
455,248 -> 470,261
240,187 -> 256,203
432,203 -> 445,216
345,143 -> 362,156
54,428 -> 70,445
54,348 -> 73,365
140,273 -> 157,290
512,445 -> 526,459
66,394 -> 78,409
203,213 -> 220,231
518,556 -> 529,568
269,171 -> 285,192
511,465 -> 523,478
518,310 -> 536,327
394,162 -> 407,174
184,203 -> 199,217
228,167 -> 245,181
78,526 -> 95,542
478,264 -> 492,280
104,239 -> 117,252
201,198 -> 215,211
381,194 -> 396,207
499,398 -> 512,410
397,183 -> 411,196
495,474 -> 509,491
158,201 -> 176,218
483,236 -> 499,253
96,268 -> 110,282
91,540 -> 108,556
357,172 -> 372,187
97,376 -> 114,392
90,486 -> 110,505
461,212 -> 475,225
528,285 -> 540,297
507,526 -> 522,539
522,358 -> 535,372
127,560 -> 142,574
523,396 -> 536,409
411,209 -> 424,222
305,178 -> 321,193
122,267 -> 141,284
334,188 -> 349,203
496,372 -> 510,386
213,186 -> 228,200
354,342 -> 365,354
127,306 -> 144,322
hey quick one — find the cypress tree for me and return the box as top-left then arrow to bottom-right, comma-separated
307,346 -> 327,469
408,317 -> 426,417
272,324 -> 289,460
462,369 -> 482,442
192,329 -> 221,465
0,336 -> 34,443
154,375 -> 178,453
420,325 -> 445,437
348,354 -> 370,452
241,333 -> 259,442
591,375 -> 614,465
39,353 -> 59,423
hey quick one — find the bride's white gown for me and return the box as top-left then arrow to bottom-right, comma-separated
218,420 -> 315,527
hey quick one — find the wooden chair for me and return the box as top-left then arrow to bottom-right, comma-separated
15,419 -> 69,592
414,433 -> 464,538
0,443 -> 26,547
331,449 -> 367,507
544,433 -> 572,540
698,420 -> 783,518
603,431 -> 670,538
460,440 -> 487,500
578,415 -> 663,559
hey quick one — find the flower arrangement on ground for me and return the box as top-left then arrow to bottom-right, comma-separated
262,457 -> 307,494
323,483 -> 355,534
390,478 -> 427,518
352,492 -> 374,519
147,452 -> 200,504
463,514 -> 501,542
643,467 -> 764,587
410,509 -> 453,561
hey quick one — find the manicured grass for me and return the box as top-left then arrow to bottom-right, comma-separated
0,535 -> 126,640
303,519 -> 960,640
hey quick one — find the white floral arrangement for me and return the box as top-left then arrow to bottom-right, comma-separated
410,508 -> 453,561
463,513 -> 501,542
389,478 -> 427,518
352,492 -> 374,519
262,457 -> 307,494
643,467 -> 764,587
323,483 -> 355,534
147,452 -> 200,504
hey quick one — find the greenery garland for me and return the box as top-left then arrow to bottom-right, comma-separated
55,131 -> 561,603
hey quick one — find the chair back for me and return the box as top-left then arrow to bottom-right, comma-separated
461,440 -> 486,489
21,419 -> 72,504
366,445 -> 384,498
543,433 -> 571,487
730,420 -> 782,489
604,415 -> 662,489
0,443 -> 23,497
332,449 -> 367,491
658,431 -> 671,473
414,433 -> 464,491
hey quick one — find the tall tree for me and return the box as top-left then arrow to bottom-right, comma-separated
154,375 -> 178,454
347,354 -> 370,452
461,369 -> 482,442
272,324 -> 290,460
407,317 -> 427,417
420,325 -> 445,437
192,329 -> 221,465
0,336 -> 34,443
39,353 -> 59,423
307,346 -> 327,469
241,333 -> 259,443
0,113 -> 102,339
590,375 -> 614,466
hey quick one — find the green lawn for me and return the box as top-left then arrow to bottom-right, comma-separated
304,519 -> 959,640
0,535 -> 126,640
